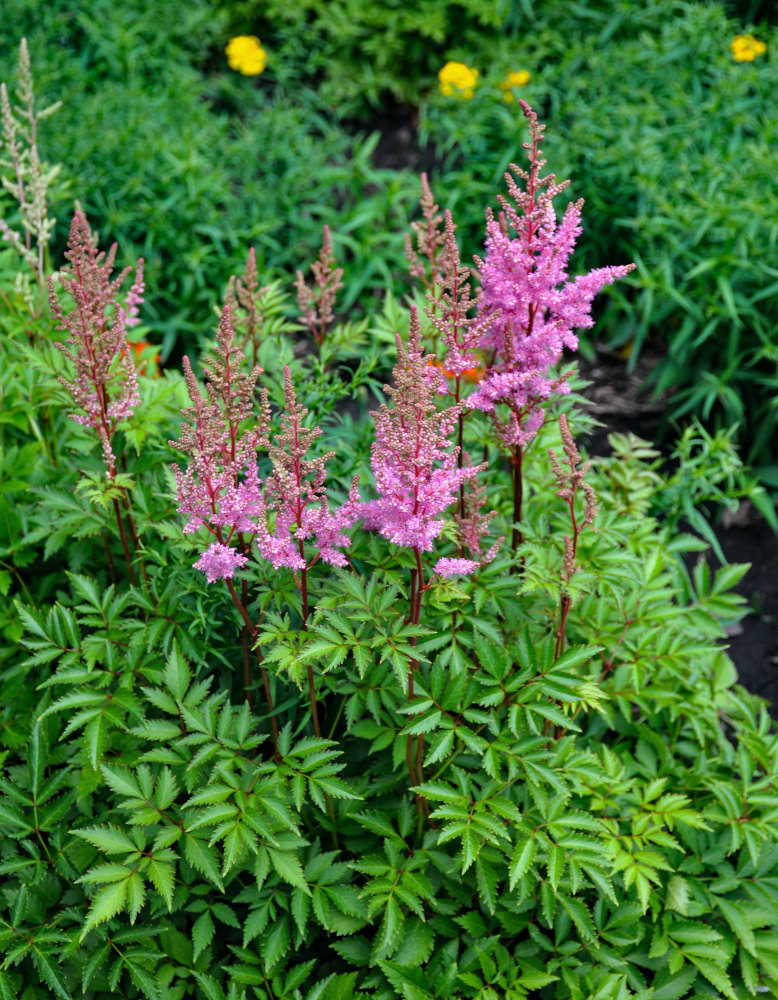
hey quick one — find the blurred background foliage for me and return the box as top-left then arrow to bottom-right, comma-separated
1,0 -> 777,476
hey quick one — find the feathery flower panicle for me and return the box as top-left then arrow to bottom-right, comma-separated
120,258 -> 144,329
294,225 -> 343,347
0,39 -> 61,284
362,307 -> 483,557
469,101 -> 635,448
49,212 -> 142,476
404,172 -> 446,295
453,470 -> 502,562
426,209 -> 489,379
225,247 -> 262,351
171,306 -> 269,554
549,413 -> 599,529
194,542 -> 249,584
434,557 -> 480,578
549,413 -> 599,655
260,367 -> 359,570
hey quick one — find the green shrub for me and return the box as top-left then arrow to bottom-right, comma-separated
1,87 -> 778,1000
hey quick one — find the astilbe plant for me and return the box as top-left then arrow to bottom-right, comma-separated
294,224 -> 344,348
361,306 -> 494,793
48,210 -> 144,584
7,65 -> 778,1000
172,309 -> 359,752
469,101 -> 635,549
0,38 -> 61,293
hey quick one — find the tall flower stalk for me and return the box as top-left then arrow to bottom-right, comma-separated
49,212 -> 144,585
294,225 -> 343,349
469,101 -> 635,553
404,172 -> 446,311
549,414 -> 599,658
173,319 -> 358,759
0,38 -> 61,294
172,306 -> 276,739
362,307 -> 490,795
263,366 -> 359,740
426,210 -> 489,519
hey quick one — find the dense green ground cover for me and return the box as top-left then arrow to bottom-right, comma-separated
1,4 -> 778,999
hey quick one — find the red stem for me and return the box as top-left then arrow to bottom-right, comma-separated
112,497 -> 138,587
225,578 -> 279,756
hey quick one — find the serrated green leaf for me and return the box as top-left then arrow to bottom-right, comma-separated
509,838 -> 536,889
75,825 -> 139,855
267,847 -> 310,894
34,950 -> 72,1000
80,879 -> 129,939
192,910 -> 215,961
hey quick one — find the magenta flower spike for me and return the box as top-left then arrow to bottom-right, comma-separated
259,367 -> 359,573
361,306 -> 482,565
172,306 -> 269,580
468,101 -> 635,448
173,335 -> 357,584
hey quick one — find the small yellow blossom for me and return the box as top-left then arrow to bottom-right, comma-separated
438,61 -> 479,99
499,69 -> 531,101
730,34 -> 766,62
226,36 -> 267,75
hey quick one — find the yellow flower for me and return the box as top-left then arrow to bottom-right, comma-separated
438,61 -> 479,99
730,34 -> 766,62
499,69 -> 531,101
226,36 -> 267,76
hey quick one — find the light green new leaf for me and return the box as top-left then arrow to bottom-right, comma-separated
127,962 -> 161,1000
0,970 -> 16,1000
126,873 -> 146,923
147,858 -> 175,910
192,910 -> 215,961
269,848 -> 310,894
84,713 -> 108,769
80,879 -> 130,939
192,972 -> 225,1000
509,838 -> 536,889
163,644 -> 191,701
687,956 -> 737,1000
716,897 -> 756,957
665,875 -> 690,915
184,834 -> 224,892
75,825 -> 139,855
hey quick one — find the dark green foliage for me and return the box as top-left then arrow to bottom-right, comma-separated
232,0 -> 510,116
1,9 -> 777,998
1,251 -> 778,997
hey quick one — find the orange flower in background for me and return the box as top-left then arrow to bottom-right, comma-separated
427,358 -> 485,383
122,340 -> 161,378
499,69 -> 531,101
730,34 -> 766,61
438,61 -> 479,99
226,36 -> 267,75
